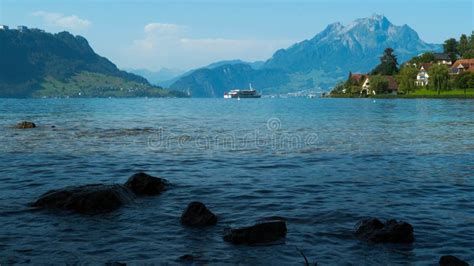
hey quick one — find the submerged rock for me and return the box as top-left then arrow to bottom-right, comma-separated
439,255 -> 469,266
31,184 -> 135,214
181,201 -> 217,227
105,262 -> 127,266
124,172 -> 167,196
15,121 -> 36,129
223,220 -> 287,245
355,218 -> 414,243
178,254 -> 201,262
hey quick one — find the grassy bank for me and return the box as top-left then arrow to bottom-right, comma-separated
33,71 -> 183,98
331,89 -> 474,99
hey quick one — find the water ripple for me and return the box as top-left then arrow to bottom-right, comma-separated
0,98 -> 473,264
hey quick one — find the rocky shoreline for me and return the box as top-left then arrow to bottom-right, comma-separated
29,171 -> 469,265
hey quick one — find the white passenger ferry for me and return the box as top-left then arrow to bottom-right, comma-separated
224,84 -> 261,99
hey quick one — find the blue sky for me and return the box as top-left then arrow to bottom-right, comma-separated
1,0 -> 473,71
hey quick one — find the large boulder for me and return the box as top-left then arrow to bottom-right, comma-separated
124,172 -> 167,196
15,121 -> 36,129
355,218 -> 414,243
31,184 -> 135,214
223,220 -> 287,245
181,201 -> 217,227
439,255 -> 469,266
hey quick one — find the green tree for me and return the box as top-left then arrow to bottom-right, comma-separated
443,38 -> 459,62
458,34 -> 469,57
463,50 -> 474,58
350,84 -> 362,94
462,32 -> 474,58
469,76 -> 474,89
409,52 -> 435,65
371,48 -> 399,75
454,72 -> 474,94
331,81 -> 347,95
428,64 -> 450,95
396,64 -> 418,94
369,75 -> 389,94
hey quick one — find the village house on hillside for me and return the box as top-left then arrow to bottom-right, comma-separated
17,25 -> 28,32
414,53 -> 451,87
0,25 -> 33,32
433,53 -> 452,65
340,73 -> 367,94
349,73 -> 366,84
349,73 -> 398,96
415,63 -> 432,86
344,54 -> 474,95
414,54 -> 474,86
361,76 -> 398,95
451,59 -> 474,74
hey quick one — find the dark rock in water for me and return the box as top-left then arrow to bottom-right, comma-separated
124,172 -> 167,196
355,218 -> 414,243
181,201 -> 217,227
15,121 -> 36,129
32,184 -> 135,214
223,220 -> 287,245
105,262 -> 127,266
31,172 -> 169,215
439,255 -> 469,266
178,254 -> 199,261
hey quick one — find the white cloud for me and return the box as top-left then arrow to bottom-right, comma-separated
132,23 -> 186,52
144,23 -> 185,35
125,22 -> 294,70
33,11 -> 91,30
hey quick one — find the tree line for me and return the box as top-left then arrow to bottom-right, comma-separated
332,32 -> 474,96
398,32 -> 474,95
443,32 -> 474,61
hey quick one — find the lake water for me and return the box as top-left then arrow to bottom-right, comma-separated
0,98 -> 473,265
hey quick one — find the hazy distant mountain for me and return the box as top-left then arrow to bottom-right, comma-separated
139,59 -> 263,88
126,68 -> 184,86
171,15 -> 441,97
0,28 -> 183,98
164,59 -> 264,90
170,63 -> 289,97
205,59 -> 265,70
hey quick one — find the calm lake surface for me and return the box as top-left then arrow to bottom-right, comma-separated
0,98 -> 473,265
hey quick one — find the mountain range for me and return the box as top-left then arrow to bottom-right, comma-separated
126,68 -> 185,86
0,28 -> 183,98
0,15 -> 442,98
170,15 -> 441,97
127,61 -> 254,88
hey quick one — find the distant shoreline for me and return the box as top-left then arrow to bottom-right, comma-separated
330,88 -> 474,99
330,94 -> 474,99
1,95 -> 474,99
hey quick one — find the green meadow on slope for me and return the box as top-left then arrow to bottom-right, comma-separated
0,28 -> 184,98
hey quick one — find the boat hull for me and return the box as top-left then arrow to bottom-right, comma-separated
224,87 -> 261,98
224,94 -> 261,99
